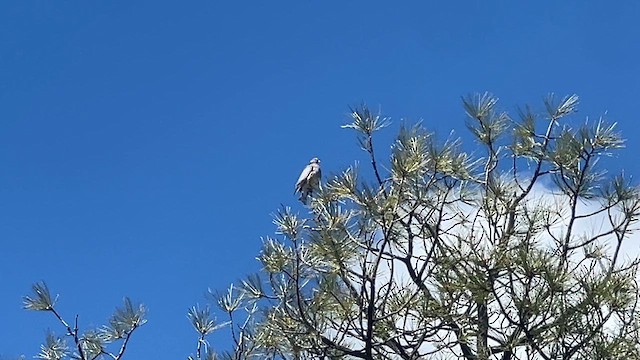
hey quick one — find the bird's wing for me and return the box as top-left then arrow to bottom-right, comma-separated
309,164 -> 321,186
295,164 -> 313,192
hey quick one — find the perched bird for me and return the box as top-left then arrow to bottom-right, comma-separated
295,158 -> 321,203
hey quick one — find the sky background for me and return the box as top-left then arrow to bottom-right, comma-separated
1,1 -> 639,358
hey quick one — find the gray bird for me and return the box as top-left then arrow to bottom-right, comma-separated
295,158 -> 321,203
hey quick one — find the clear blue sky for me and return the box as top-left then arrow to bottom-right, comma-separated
1,1 -> 639,358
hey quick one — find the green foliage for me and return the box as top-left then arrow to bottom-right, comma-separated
35,333 -> 67,360
192,95 -> 640,359
24,283 -> 146,360
24,282 -> 57,311
187,305 -> 230,360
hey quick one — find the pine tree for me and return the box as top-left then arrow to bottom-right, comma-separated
23,282 -> 146,360
193,94 -> 640,359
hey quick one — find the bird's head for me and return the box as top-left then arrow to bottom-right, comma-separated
310,158 -> 320,164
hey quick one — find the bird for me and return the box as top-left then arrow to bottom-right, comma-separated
295,158 -> 321,204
